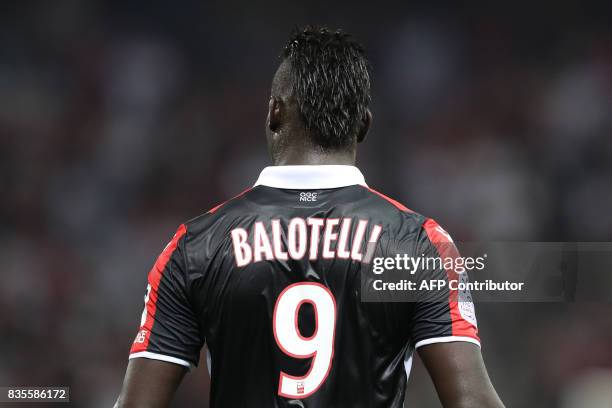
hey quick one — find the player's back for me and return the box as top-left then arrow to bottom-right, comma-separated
129,166 -> 479,408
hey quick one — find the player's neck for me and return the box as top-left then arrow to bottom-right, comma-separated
274,146 -> 357,166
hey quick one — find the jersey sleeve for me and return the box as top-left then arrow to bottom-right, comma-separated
129,224 -> 204,368
409,218 -> 480,349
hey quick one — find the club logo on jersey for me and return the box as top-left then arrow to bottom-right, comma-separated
299,192 -> 317,202
296,382 -> 305,394
231,217 -> 383,267
134,329 -> 148,344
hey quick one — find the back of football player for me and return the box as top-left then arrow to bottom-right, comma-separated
116,27 -> 504,408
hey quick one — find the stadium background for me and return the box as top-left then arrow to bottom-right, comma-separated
2,1 -> 611,407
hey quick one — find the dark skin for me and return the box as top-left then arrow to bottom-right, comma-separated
115,60 -> 505,408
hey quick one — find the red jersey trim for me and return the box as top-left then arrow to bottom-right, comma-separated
208,187 -> 253,214
422,218 -> 480,341
363,186 -> 414,213
130,224 -> 187,353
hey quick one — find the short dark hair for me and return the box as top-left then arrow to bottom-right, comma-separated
281,26 -> 371,150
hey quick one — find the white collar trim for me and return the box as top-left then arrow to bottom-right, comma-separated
254,165 -> 367,189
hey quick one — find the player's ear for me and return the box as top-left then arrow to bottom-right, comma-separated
268,96 -> 283,133
356,109 -> 372,143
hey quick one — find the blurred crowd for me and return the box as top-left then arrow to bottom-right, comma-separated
1,1 -> 611,407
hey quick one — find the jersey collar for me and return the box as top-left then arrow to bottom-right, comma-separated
254,165 -> 367,189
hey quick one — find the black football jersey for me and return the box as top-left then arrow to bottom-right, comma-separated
129,165 -> 479,407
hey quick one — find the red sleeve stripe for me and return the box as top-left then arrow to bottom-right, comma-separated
208,187 -> 253,214
363,186 -> 414,213
422,218 -> 479,341
130,224 -> 188,353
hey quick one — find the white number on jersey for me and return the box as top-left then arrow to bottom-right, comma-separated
272,282 -> 336,399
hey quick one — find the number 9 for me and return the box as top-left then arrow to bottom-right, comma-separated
273,282 -> 336,399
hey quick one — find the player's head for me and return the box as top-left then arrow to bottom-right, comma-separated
266,26 -> 372,164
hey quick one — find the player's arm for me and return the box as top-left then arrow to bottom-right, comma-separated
115,224 -> 204,407
115,359 -> 186,408
419,342 -> 504,408
409,218 -> 504,407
